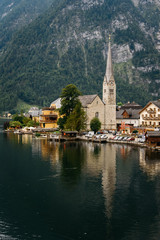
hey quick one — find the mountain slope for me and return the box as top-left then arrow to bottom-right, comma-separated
0,0 -> 60,51
0,0 -> 160,112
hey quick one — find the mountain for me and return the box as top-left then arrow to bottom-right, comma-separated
0,0 -> 60,50
0,0 -> 160,112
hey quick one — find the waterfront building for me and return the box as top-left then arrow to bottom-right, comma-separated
39,104 -> 59,129
28,107 -> 41,122
116,101 -> 143,130
139,100 -> 160,127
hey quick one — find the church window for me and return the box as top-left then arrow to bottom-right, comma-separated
97,101 -> 98,104
109,89 -> 114,94
104,89 -> 106,93
95,112 -> 99,118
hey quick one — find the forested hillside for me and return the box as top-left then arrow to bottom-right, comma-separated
0,0 -> 160,112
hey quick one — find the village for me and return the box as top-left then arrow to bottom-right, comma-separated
3,39 -> 160,150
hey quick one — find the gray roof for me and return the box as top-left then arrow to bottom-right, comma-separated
121,101 -> 142,110
50,95 -> 98,109
116,108 -> 140,119
78,95 -> 98,107
151,100 -> 160,109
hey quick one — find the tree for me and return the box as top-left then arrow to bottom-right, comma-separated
57,116 -> 67,130
60,84 -> 81,117
58,84 -> 81,129
65,102 -> 87,132
90,117 -> 101,133
9,121 -> 22,128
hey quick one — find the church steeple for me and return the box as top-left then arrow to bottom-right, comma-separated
102,35 -> 116,130
104,36 -> 114,83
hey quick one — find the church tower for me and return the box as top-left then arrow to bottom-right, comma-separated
103,37 -> 116,130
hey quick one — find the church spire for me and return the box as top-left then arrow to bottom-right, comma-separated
105,35 -> 114,82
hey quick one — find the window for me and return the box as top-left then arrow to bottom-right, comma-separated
109,89 -> 114,94
95,112 -> 99,118
97,101 -> 98,104
104,89 -> 106,93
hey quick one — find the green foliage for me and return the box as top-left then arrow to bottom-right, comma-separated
35,133 -> 41,137
65,102 -> 87,132
27,120 -> 39,127
3,121 -> 10,130
90,117 -> 101,133
60,84 -> 81,117
9,121 -> 22,128
0,0 -> 159,113
57,116 -> 67,130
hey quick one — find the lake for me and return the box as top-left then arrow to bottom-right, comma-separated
0,121 -> 160,240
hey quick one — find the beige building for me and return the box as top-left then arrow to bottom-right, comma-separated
139,100 -> 160,127
52,39 -> 117,130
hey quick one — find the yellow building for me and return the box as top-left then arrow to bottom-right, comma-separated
39,105 -> 59,129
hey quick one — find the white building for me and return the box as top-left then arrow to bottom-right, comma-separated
139,100 -> 160,127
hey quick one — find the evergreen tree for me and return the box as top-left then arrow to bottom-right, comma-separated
60,84 -> 81,117
65,102 -> 87,132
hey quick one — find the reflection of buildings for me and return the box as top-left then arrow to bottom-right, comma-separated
82,142 -> 116,219
139,148 -> 160,178
102,144 -> 116,219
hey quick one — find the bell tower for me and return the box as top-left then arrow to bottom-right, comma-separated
103,36 -> 116,130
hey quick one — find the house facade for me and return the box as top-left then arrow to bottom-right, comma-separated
116,102 -> 143,130
139,100 -> 160,127
39,105 -> 59,129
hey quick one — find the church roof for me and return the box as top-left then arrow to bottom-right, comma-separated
50,95 -> 98,109
78,95 -> 98,107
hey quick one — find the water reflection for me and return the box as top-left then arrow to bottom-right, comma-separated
2,133 -> 160,240
102,144 -> 116,219
139,148 -> 160,179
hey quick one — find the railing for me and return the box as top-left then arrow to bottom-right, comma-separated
39,120 -> 57,123
146,109 -> 156,114
143,116 -> 160,120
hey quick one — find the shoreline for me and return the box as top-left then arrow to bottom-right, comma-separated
3,130 -> 160,152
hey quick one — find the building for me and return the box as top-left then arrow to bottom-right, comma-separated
39,105 -> 59,129
51,38 -> 116,130
28,107 -> 41,122
78,95 -> 105,129
139,100 -> 160,127
116,101 -> 143,130
145,131 -> 160,147
103,38 -> 116,130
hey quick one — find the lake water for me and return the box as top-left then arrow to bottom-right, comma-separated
0,121 -> 160,240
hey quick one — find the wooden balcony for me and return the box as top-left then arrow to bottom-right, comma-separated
143,116 -> 160,120
146,110 -> 156,114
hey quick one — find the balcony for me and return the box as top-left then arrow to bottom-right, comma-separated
143,116 -> 160,120
146,109 -> 156,114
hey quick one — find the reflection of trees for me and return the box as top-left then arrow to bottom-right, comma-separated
59,142 -> 86,186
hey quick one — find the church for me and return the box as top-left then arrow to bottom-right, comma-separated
51,38 -> 117,130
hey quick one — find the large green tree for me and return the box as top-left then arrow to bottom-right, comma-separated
60,84 -> 81,117
90,117 -> 101,133
65,102 -> 87,132
58,84 -> 81,129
